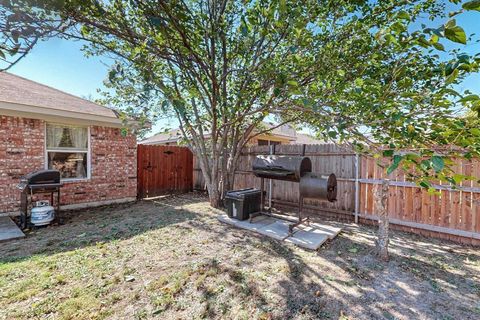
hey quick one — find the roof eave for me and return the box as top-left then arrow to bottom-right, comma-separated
0,101 -> 126,127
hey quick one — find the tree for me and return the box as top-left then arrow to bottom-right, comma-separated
298,1 -> 480,258
3,0 -> 473,209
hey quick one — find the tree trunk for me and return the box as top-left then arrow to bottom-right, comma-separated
376,179 -> 390,261
206,183 -> 223,208
192,146 -> 224,209
191,127 -> 242,209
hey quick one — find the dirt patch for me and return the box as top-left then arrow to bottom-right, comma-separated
1,193 -> 479,319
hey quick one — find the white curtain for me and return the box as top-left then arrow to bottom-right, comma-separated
46,125 -> 64,148
75,153 -> 87,178
71,127 -> 88,149
46,124 -> 88,178
46,125 -> 87,150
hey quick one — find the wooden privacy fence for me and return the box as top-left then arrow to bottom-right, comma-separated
193,144 -> 480,245
138,145 -> 193,198
359,154 -> 480,245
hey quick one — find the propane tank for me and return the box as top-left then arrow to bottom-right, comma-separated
30,201 -> 55,226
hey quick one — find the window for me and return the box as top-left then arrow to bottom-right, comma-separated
46,123 -> 89,180
257,139 -> 281,146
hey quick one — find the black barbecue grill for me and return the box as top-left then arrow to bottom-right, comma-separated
250,153 -> 337,235
252,155 -> 312,182
17,170 -> 63,229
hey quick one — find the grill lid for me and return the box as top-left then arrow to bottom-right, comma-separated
20,170 -> 61,185
252,155 -> 312,182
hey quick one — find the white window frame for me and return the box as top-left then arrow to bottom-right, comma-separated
44,123 -> 91,181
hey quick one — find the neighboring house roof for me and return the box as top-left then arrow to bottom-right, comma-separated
140,128 -> 184,145
259,122 -> 296,140
0,72 -> 124,127
141,123 -> 324,145
293,133 -> 325,145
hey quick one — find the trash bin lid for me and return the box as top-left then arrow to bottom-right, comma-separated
225,188 -> 261,200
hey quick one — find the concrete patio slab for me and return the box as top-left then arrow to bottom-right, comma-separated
255,220 -> 294,240
218,214 -> 341,250
0,217 -> 25,242
299,223 -> 342,240
285,228 -> 329,250
217,215 -> 276,231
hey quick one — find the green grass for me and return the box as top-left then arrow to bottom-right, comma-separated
1,195 -> 479,320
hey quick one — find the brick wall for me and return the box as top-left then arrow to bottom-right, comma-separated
0,115 -> 137,213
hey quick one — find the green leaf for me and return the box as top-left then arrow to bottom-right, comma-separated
420,160 -> 431,171
445,69 -> 459,85
431,156 -> 444,173
458,94 -> 480,103
444,25 -> 467,44
463,1 -> 480,11
279,0 -> 287,13
445,19 -> 456,29
396,10 -> 410,20
470,128 -> 480,136
432,42 -> 445,51
387,155 -> 402,175
390,22 -> 405,34
457,53 -> 470,63
419,181 -> 431,189
287,80 -> 299,87
354,78 -> 364,87
452,174 -> 464,184
382,149 -> 394,157
0,49 -> 5,59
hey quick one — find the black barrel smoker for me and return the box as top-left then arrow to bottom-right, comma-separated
251,154 -> 337,234
16,170 -> 63,229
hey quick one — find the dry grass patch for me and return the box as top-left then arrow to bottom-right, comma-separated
1,193 -> 479,319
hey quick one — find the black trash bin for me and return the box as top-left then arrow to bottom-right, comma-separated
225,188 -> 262,220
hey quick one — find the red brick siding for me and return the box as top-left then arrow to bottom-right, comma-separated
0,115 -> 137,213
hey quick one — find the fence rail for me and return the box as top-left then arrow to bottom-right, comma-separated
192,144 -> 480,245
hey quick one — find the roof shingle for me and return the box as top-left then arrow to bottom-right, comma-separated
0,72 -> 118,119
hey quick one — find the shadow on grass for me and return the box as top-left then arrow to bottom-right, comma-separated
0,193 -> 206,263
1,193 -> 478,319
188,211 -> 479,319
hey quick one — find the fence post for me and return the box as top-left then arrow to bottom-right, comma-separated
354,153 -> 360,223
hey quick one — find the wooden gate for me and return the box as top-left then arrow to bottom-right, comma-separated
137,145 -> 193,198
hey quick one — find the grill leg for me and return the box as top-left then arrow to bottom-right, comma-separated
288,195 -> 309,236
250,178 -> 266,223
260,178 -> 265,212
56,189 -> 61,224
20,191 -> 27,229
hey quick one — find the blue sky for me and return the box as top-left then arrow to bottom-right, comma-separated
6,4 -> 480,135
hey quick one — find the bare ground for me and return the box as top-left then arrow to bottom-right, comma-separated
0,193 -> 479,320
